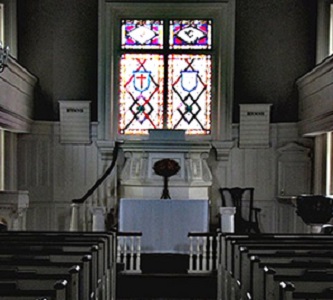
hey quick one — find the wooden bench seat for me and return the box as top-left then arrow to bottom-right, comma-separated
0,231 -> 116,300
218,234 -> 333,300
267,269 -> 333,300
252,258 -> 333,299
0,264 -> 80,300
279,281 -> 333,300
0,279 -> 68,300
236,247 -> 333,299
0,269 -> 75,298
0,249 -> 92,299
0,231 -> 116,299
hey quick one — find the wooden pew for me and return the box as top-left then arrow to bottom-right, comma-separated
267,269 -> 333,300
0,279 -> 68,299
0,232 -> 114,300
0,261 -> 81,300
0,249 -> 92,299
252,257 -> 333,299
218,234 -> 333,300
0,231 -> 116,300
236,246 -> 333,299
0,269 -> 75,298
279,280 -> 333,300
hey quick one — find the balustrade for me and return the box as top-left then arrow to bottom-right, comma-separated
117,232 -> 142,274
188,232 -> 218,273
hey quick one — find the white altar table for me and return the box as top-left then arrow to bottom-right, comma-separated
118,198 -> 210,253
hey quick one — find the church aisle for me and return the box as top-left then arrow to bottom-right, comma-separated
116,254 -> 217,300
116,272 -> 217,299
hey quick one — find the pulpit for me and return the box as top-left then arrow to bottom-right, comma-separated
0,190 -> 29,230
119,129 -> 213,200
118,198 -> 209,253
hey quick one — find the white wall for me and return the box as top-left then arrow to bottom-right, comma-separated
17,121 -> 311,233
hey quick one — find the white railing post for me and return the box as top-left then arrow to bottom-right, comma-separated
208,236 -> 213,271
189,236 -> 194,272
117,237 -> 122,265
196,236 -> 201,271
202,236 -> 208,272
69,203 -> 80,231
130,236 -> 135,271
117,233 -> 142,274
188,233 -> 217,274
136,235 -> 141,272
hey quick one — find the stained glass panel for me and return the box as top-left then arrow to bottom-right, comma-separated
119,54 -> 164,135
121,19 -> 163,49
167,54 -> 212,135
169,20 -> 212,49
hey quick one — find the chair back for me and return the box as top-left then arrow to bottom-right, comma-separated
219,187 -> 255,222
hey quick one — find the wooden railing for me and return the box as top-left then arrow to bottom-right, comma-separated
188,232 -> 219,274
117,232 -> 142,274
69,142 -> 121,231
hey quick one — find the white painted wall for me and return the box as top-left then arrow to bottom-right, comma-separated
17,121 -> 311,233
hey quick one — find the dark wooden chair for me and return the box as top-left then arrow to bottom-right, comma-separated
219,187 -> 261,233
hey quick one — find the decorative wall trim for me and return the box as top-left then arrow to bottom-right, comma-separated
212,140 -> 234,161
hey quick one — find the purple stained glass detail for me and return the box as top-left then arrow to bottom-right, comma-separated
121,19 -> 163,49
170,20 -> 212,49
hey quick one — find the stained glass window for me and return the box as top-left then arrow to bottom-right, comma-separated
169,20 -> 212,49
167,54 -> 211,134
121,20 -> 163,49
119,54 -> 164,135
119,19 -> 212,135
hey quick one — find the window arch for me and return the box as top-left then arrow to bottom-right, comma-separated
98,0 -> 235,145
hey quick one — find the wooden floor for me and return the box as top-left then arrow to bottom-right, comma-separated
116,254 -> 217,300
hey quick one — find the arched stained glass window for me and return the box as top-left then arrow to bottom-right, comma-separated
119,19 -> 212,135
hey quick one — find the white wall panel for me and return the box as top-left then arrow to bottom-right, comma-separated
18,121 -> 312,233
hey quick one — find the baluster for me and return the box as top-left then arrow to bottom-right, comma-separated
136,236 -> 141,272
215,238 -> 221,268
123,237 -> 128,270
208,236 -> 213,271
130,236 -> 135,271
202,236 -> 207,272
117,237 -> 122,264
196,236 -> 201,271
189,236 -> 194,272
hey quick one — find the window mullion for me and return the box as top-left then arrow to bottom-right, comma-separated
163,20 -> 170,129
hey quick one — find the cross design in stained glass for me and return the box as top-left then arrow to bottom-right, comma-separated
119,54 -> 164,135
118,19 -> 212,136
168,54 -> 211,134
